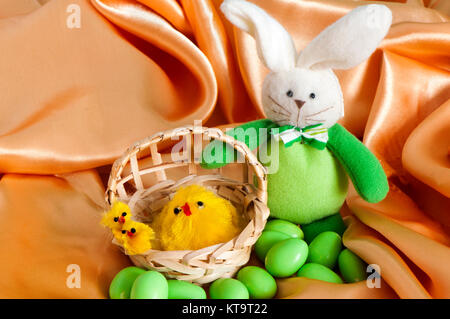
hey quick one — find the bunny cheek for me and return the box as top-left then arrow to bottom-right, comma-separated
262,73 -> 297,126
294,69 -> 344,128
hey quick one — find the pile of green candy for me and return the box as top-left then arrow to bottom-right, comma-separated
109,218 -> 368,299
255,219 -> 368,284
109,266 -> 277,299
110,268 -> 207,299
210,266 -> 277,299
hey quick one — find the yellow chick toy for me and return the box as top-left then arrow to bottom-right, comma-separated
152,184 -> 243,251
120,220 -> 155,255
101,201 -> 132,242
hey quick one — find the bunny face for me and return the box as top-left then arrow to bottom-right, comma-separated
221,0 -> 392,128
262,68 -> 343,129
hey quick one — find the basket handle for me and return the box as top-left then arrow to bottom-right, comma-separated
106,126 -> 268,206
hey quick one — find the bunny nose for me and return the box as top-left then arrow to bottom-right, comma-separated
295,100 -> 306,109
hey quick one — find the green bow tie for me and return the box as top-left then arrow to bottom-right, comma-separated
271,124 -> 328,150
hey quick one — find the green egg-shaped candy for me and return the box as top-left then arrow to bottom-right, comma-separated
236,266 -> 277,299
264,219 -> 304,239
338,249 -> 367,283
254,231 -> 290,262
209,278 -> 249,299
297,263 -> 343,284
167,280 -> 206,299
130,271 -> 168,299
109,266 -> 146,299
265,238 -> 309,278
307,231 -> 342,269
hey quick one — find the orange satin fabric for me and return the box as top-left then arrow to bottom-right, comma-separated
0,0 -> 449,298
0,172 -> 132,298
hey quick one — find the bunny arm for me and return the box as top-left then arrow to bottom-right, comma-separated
327,124 -> 389,203
201,119 -> 277,169
201,119 -> 389,203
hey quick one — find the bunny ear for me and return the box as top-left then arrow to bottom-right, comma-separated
220,0 -> 296,72
297,4 -> 392,70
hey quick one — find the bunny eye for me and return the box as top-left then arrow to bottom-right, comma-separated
309,93 -> 316,99
286,90 -> 294,98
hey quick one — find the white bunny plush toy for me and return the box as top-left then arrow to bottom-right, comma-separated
202,0 -> 390,243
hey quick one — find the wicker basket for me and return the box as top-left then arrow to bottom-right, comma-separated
106,125 -> 270,284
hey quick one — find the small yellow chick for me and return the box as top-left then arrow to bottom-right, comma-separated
120,220 -> 155,255
152,184 -> 243,251
101,201 -> 132,242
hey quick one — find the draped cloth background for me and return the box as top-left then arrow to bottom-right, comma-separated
0,0 -> 448,298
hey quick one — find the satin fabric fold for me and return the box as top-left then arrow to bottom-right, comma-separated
0,0 -> 216,174
0,172 -> 131,298
136,0 -> 193,35
0,0 -> 449,298
180,0 -> 259,122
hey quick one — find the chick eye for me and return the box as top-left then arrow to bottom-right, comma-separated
286,90 -> 294,98
197,201 -> 204,209
114,217 -> 119,222
121,212 -> 127,217
174,207 -> 181,215
309,93 -> 316,99
121,230 -> 126,234
130,228 -> 136,233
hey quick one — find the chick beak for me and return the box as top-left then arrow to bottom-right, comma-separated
295,99 -> 306,110
182,203 -> 192,216
127,231 -> 134,237
119,216 -> 126,223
